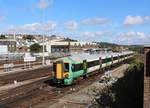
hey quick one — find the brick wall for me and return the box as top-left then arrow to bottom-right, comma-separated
144,47 -> 150,108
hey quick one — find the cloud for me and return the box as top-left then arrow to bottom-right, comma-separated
37,0 -> 52,9
82,31 -> 110,38
81,17 -> 109,25
116,31 -> 149,44
82,32 -> 95,37
123,16 -> 143,26
64,20 -> 78,31
0,15 -> 5,21
123,15 -> 150,26
7,21 -> 57,33
144,16 -> 150,21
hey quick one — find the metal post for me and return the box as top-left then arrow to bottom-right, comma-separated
42,9 -> 45,66
42,33 -> 45,65
13,32 -> 16,40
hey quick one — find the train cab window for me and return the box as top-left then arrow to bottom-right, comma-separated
53,63 -> 56,72
64,63 -> 69,72
71,65 -> 75,71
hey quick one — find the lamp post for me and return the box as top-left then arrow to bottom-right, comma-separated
42,9 -> 45,66
38,0 -> 52,65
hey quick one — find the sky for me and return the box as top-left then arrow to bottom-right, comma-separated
0,0 -> 150,45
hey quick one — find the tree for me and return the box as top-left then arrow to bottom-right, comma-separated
26,35 -> 34,41
29,43 -> 42,53
23,35 -> 34,41
0,34 -> 6,39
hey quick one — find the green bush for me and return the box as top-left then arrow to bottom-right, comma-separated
0,34 -> 6,39
29,43 -> 42,53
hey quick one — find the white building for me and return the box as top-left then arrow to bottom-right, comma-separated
46,39 -> 98,53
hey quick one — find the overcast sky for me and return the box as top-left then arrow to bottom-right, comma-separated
0,0 -> 150,45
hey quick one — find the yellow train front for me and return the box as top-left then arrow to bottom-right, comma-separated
52,52 -> 134,85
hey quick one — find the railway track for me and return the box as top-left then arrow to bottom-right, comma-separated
0,65 -> 52,86
5,60 -> 130,108
0,76 -> 49,107
0,54 -> 70,107
0,64 -> 52,108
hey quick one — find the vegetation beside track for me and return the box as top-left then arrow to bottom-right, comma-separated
90,57 -> 144,108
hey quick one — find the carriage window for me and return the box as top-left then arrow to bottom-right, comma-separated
87,60 -> 99,68
102,58 -> 111,63
120,55 -> 124,58
113,57 -> 118,60
64,63 -> 69,72
72,64 -> 83,72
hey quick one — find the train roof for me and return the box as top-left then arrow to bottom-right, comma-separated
57,51 -> 133,64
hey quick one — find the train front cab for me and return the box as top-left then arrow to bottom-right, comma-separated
53,61 -> 73,85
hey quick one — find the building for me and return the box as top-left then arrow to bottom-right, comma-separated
46,39 -> 70,53
144,45 -> 150,108
69,41 -> 98,53
46,39 -> 99,53
0,39 -> 16,53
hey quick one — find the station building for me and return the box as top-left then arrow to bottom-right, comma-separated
46,39 -> 98,53
69,41 -> 98,53
144,45 -> 150,108
0,39 -> 16,53
46,39 -> 69,53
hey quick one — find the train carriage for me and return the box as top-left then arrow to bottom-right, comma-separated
52,51 -> 134,85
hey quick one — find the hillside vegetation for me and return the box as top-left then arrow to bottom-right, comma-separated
95,42 -> 143,53
91,57 -> 144,108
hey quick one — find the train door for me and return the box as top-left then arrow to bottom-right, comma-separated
118,54 -> 120,63
99,57 -> 102,72
111,55 -> 113,67
54,61 -> 64,79
83,60 -> 87,79
83,60 -> 87,75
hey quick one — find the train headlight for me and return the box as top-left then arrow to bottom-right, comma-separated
64,73 -> 69,78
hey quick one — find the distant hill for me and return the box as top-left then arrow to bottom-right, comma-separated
95,42 -> 143,53
125,45 -> 143,53
64,37 -> 78,42
97,42 -> 119,48
50,35 -> 78,42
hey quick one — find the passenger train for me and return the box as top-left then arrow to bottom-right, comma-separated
52,51 -> 134,85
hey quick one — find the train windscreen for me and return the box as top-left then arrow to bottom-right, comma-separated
64,63 -> 69,72
53,63 -> 56,73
